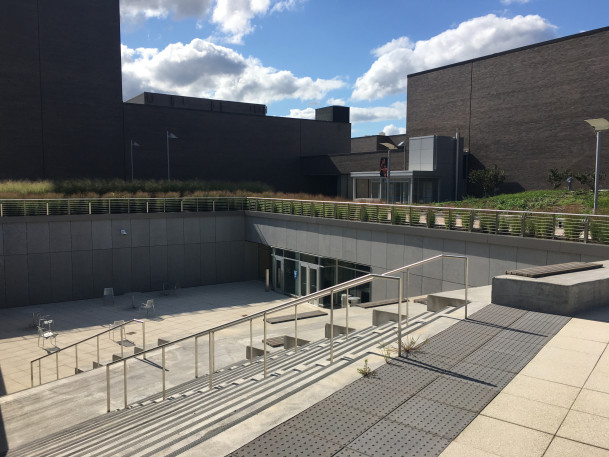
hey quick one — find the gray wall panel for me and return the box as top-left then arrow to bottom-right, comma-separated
342,228 -> 357,263
4,223 -> 27,255
91,220 -> 112,250
215,242 -> 232,283
150,219 -> 167,246
167,218 -> 184,245
26,223 -> 50,254
356,229 -> 371,266
149,245 -> 168,290
28,253 -> 51,304
516,247 -> 547,270
546,251 -> 581,265
183,218 -> 200,244
131,219 -> 150,247
167,245 -> 185,285
244,242 -> 259,280
71,251 -> 93,300
112,248 -> 132,294
92,250 -> 113,297
489,244 -> 518,279
201,243 -> 217,285
131,247 -> 151,292
183,243 -> 201,287
111,220 -> 132,249
465,242 -> 491,286
216,217 -> 233,242
422,237 -> 443,280
386,233 -> 405,271
230,241 -> 246,282
71,221 -> 92,251
200,217 -> 216,243
371,231 -> 387,269
0,256 -> 5,308
5,255 -> 28,306
50,252 -> 73,302
49,222 -> 71,252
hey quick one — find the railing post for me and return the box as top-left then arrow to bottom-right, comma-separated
294,304 -> 298,352
249,319 -> 253,362
162,346 -> 166,400
38,360 -> 41,386
409,206 -> 413,226
495,212 -> 499,235
398,279 -> 403,357
97,335 -> 100,364
195,335 -> 199,378
209,332 -> 214,390
75,345 -> 78,373
345,288 -> 349,340
146,201 -> 149,213
106,365 -> 111,412
142,321 -> 146,359
56,351 -> 59,380
30,361 -> 34,387
263,313 -> 267,378
120,326 -> 124,358
521,214 -> 525,237
406,270 -> 410,327
123,359 -> 128,409
552,214 -> 557,240
1,203 -> 3,217
212,200 -> 215,212
465,257 -> 469,319
67,200 -> 71,216
89,201 -> 92,215
46,202 -> 49,216
330,292 -> 334,363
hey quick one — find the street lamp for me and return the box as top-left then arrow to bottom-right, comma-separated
166,131 -> 178,181
380,142 -> 398,203
130,140 -> 140,182
584,118 -> 609,214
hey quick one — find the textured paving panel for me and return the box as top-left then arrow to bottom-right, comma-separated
417,376 -> 500,412
346,419 -> 451,457
387,396 -> 477,440
230,306 -> 570,457
229,424 -> 343,457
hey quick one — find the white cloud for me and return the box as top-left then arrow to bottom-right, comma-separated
286,107 -> 316,119
120,0 -> 214,22
121,39 -> 345,104
350,102 -> 406,123
121,0 -> 305,43
501,0 -> 530,4
351,14 -> 556,101
381,124 -> 406,136
326,98 -> 346,106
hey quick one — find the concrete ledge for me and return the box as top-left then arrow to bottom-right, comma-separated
427,295 -> 466,312
158,338 -> 170,345
492,260 -> 609,315
372,309 -> 399,326
324,324 -> 355,338
134,347 -> 144,355
112,354 -> 122,361
283,335 -> 310,349
246,346 -> 265,359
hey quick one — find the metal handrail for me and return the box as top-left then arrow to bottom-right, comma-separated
104,254 -> 468,411
30,318 -> 145,387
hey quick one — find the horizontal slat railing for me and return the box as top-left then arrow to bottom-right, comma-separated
1,196 -> 609,244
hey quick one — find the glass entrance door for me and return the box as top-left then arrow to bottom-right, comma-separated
300,263 -> 319,304
274,258 -> 283,293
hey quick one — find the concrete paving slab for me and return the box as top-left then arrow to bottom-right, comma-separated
572,389 -> 609,419
480,392 -> 568,434
519,345 -> 600,387
544,437 -> 609,457
545,334 -> 607,356
557,410 -> 609,450
453,415 -> 552,457
555,318 -> 609,343
439,441 -> 501,457
499,374 -> 579,409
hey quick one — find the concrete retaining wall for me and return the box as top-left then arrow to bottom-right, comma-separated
245,212 -> 609,301
0,212 -> 258,308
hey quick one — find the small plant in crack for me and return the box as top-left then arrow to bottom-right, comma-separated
378,341 -> 393,364
357,358 -> 377,378
393,336 -> 429,356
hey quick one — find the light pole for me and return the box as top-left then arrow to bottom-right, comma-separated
585,118 -> 609,214
380,142 -> 398,203
166,131 -> 178,181
130,140 -> 140,182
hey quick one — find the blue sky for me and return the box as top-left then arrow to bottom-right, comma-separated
119,0 -> 609,137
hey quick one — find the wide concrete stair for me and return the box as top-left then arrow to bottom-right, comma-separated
5,307 -> 459,457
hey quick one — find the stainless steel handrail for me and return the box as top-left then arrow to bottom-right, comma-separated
104,254 -> 468,411
30,318 -> 145,387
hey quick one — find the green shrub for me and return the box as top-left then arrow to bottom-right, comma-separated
479,213 -> 495,233
446,210 -> 457,229
459,211 -> 470,230
589,219 -> 609,244
563,216 -> 584,241
426,209 -> 436,228
498,215 -> 510,234
410,208 -> 420,225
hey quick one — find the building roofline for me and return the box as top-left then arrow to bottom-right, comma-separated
407,25 -> 609,78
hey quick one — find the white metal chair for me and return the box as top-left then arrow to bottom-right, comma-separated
37,326 -> 58,348
140,299 -> 155,317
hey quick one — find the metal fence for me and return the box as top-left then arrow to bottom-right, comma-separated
2,196 -> 609,244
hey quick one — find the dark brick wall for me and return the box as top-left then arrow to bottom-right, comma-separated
0,0 -> 44,178
407,28 -> 609,191
124,104 -> 349,193
0,0 -> 124,180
